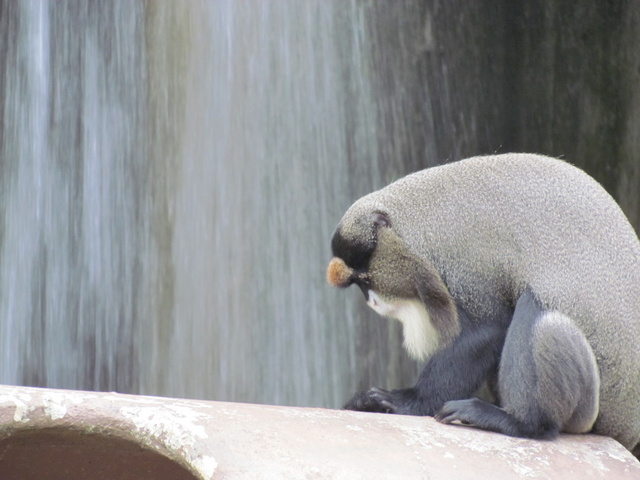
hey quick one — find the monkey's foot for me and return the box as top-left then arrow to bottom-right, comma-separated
434,397 -> 559,440
434,398 -> 487,425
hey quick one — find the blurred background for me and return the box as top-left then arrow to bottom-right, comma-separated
0,1 -> 638,408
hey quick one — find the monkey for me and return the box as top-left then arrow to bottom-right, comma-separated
326,153 -> 640,454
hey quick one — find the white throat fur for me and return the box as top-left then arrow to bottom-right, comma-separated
366,290 -> 439,362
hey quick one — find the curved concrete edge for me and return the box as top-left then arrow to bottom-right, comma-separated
0,385 -> 638,479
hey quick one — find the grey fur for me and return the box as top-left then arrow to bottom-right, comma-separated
367,227 -> 460,350
500,289 -> 599,434
331,153 -> 640,452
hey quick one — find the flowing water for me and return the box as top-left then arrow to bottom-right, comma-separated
1,1 -> 637,408
0,1 -> 427,407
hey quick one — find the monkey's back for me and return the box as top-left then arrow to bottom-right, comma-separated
357,153 -> 640,449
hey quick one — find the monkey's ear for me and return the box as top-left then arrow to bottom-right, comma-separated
414,260 -> 460,347
371,212 -> 391,228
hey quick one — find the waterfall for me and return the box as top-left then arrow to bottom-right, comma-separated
1,1 -> 637,408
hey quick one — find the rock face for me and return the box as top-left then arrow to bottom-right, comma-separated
0,385 -> 638,479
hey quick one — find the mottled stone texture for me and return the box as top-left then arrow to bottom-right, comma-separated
0,385 -> 638,479
365,1 -> 640,231
502,1 -> 640,231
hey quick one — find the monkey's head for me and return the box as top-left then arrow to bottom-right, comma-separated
327,200 -> 460,361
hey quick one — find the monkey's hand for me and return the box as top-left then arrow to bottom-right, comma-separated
343,387 -> 398,413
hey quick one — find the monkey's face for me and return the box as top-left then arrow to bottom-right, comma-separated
327,211 -> 392,300
327,205 -> 460,360
327,210 -> 419,311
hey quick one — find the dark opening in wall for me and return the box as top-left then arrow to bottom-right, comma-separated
0,428 -> 200,480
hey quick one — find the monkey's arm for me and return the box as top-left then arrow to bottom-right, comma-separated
344,318 -> 506,416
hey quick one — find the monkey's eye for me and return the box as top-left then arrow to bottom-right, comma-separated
372,212 -> 391,228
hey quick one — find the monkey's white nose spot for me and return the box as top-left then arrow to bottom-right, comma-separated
367,290 -> 378,307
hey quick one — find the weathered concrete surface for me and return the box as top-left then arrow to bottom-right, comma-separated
0,385 -> 638,479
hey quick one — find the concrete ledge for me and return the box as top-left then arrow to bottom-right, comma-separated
0,385 -> 638,479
